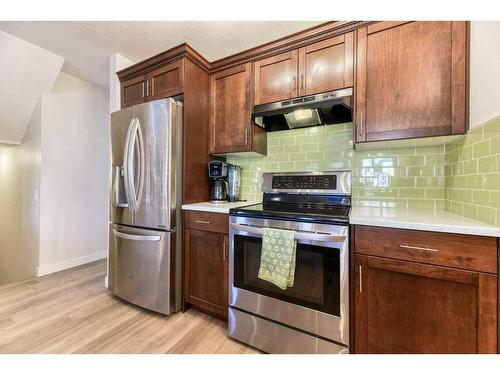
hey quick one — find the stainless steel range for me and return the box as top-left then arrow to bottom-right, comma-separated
228,171 -> 351,354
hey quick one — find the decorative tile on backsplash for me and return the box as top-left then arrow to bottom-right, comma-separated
227,123 -> 446,210
445,115 -> 500,226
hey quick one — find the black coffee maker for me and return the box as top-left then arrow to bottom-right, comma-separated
208,160 -> 228,203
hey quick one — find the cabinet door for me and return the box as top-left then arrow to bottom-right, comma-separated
121,75 -> 146,108
147,59 -> 184,100
298,32 -> 354,96
254,50 -> 298,105
184,229 -> 228,319
354,255 -> 497,353
356,21 -> 468,142
209,63 -> 252,154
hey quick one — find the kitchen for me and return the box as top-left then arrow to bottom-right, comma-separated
1,2 -> 500,371
112,19 -> 500,354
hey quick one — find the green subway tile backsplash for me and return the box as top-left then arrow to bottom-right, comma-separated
227,123 -> 446,210
445,115 -> 500,226
227,116 -> 500,227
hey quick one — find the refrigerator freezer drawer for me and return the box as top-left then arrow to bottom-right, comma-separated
109,224 -> 178,315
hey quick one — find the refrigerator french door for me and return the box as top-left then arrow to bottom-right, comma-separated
109,98 -> 182,315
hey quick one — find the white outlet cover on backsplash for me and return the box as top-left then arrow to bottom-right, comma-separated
378,173 -> 389,188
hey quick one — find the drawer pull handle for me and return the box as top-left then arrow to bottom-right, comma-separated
399,244 -> 439,253
195,220 -> 211,224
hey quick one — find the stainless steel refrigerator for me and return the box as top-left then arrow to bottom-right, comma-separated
109,98 -> 182,315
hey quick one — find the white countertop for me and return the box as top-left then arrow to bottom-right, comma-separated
350,206 -> 500,237
182,201 -> 500,237
181,200 -> 259,214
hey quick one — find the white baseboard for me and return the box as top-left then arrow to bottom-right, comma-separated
36,251 -> 107,277
0,139 -> 21,146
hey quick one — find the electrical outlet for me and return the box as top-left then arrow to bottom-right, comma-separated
378,173 -> 389,188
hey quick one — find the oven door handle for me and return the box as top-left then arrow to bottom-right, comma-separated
230,223 -> 346,242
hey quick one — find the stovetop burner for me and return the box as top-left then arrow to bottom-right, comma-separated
229,171 -> 352,225
229,202 -> 350,225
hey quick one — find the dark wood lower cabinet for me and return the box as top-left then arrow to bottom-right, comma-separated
354,254 -> 497,353
183,212 -> 229,320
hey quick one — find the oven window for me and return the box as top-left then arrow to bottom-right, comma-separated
233,234 -> 340,316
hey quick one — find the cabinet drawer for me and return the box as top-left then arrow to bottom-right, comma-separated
184,211 -> 229,234
354,225 -> 497,274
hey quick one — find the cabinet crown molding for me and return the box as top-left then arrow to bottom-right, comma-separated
117,21 -> 375,80
117,42 -> 211,80
210,21 -> 373,72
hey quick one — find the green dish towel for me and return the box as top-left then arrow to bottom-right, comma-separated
258,228 -> 297,290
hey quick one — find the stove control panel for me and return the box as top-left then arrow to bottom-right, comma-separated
271,174 -> 337,190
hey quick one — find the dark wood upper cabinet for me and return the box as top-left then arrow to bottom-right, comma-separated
254,50 -> 298,105
298,32 -> 354,97
121,75 -> 146,108
147,59 -> 184,100
210,63 -> 266,155
355,21 -> 468,143
121,60 -> 184,108
353,226 -> 497,354
254,33 -> 354,105
210,63 -> 252,153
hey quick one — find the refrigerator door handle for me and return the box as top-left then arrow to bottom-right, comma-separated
123,117 -> 136,212
135,117 -> 145,210
124,117 -> 140,212
113,228 -> 160,242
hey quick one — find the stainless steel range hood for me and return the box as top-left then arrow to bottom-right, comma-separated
253,88 -> 353,132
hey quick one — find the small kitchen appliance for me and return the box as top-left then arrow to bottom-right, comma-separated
209,160 -> 228,202
227,164 -> 241,202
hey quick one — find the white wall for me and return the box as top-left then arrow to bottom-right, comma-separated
470,21 -> 500,128
109,53 -> 134,113
0,144 -> 24,284
0,100 -> 41,284
19,100 -> 42,281
37,72 -> 109,276
0,30 -> 63,144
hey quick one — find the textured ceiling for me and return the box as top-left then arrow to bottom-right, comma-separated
0,21 -> 324,88
0,30 -> 63,144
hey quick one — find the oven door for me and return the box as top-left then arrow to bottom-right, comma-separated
229,216 -> 349,345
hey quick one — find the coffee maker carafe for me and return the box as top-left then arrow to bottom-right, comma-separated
208,160 -> 228,203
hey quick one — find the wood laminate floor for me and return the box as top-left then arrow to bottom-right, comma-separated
0,260 -> 259,354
